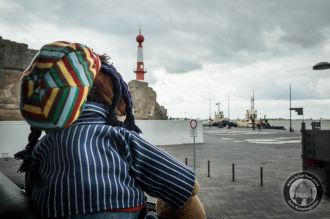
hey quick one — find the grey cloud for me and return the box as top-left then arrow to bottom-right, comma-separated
3,0 -> 330,75
1,1 -> 330,77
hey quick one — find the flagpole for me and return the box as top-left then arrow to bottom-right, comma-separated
289,83 -> 293,132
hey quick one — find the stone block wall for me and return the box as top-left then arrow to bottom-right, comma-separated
0,37 -> 38,120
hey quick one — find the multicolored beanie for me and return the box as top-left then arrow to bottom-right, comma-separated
20,41 -> 101,129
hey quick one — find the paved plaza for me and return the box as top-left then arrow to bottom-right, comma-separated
1,127 -> 330,218
160,127 -> 330,218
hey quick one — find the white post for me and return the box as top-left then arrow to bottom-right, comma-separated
193,135 -> 196,171
190,119 -> 198,172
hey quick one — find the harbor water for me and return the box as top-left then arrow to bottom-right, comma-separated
268,119 -> 330,130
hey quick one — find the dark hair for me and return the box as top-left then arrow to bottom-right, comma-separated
14,127 -> 42,173
93,56 -> 141,133
87,70 -> 114,107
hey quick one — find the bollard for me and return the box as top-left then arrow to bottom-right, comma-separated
260,166 -> 263,186
232,163 -> 235,182
185,158 -> 188,165
208,160 -> 210,178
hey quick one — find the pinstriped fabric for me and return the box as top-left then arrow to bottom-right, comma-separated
29,102 -> 195,218
20,41 -> 101,129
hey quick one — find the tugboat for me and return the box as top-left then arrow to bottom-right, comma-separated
213,102 -> 236,128
261,116 -> 285,130
236,91 -> 285,130
236,109 -> 258,128
236,91 -> 258,129
204,102 -> 236,128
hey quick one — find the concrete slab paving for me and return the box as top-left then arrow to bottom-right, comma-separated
159,127 -> 330,218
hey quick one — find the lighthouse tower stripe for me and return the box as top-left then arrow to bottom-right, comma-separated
137,47 -> 143,63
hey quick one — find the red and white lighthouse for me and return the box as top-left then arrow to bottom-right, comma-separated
134,28 -> 146,80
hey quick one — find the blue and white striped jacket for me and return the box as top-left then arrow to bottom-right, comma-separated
29,102 -> 195,218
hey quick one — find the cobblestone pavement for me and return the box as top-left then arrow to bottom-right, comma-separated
159,127 -> 330,219
1,127 -> 330,218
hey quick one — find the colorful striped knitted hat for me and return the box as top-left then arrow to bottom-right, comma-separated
20,41 -> 101,129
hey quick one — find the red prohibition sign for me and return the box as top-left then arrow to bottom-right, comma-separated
190,119 -> 197,129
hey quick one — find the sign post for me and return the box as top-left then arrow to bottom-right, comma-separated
190,119 -> 198,171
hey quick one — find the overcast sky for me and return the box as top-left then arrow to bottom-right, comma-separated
1,0 -> 330,119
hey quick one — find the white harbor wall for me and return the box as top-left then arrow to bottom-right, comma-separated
0,120 -> 204,157
136,120 -> 204,145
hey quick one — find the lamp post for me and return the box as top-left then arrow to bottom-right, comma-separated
313,62 -> 330,70
311,61 -> 329,128
289,83 -> 293,132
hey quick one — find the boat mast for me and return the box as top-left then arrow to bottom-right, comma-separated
251,90 -> 255,115
251,90 -> 256,130
216,102 -> 220,115
228,95 -> 230,120
209,98 -> 211,119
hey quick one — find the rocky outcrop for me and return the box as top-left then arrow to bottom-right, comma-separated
128,80 -> 168,120
0,36 -> 38,70
0,37 -> 38,120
